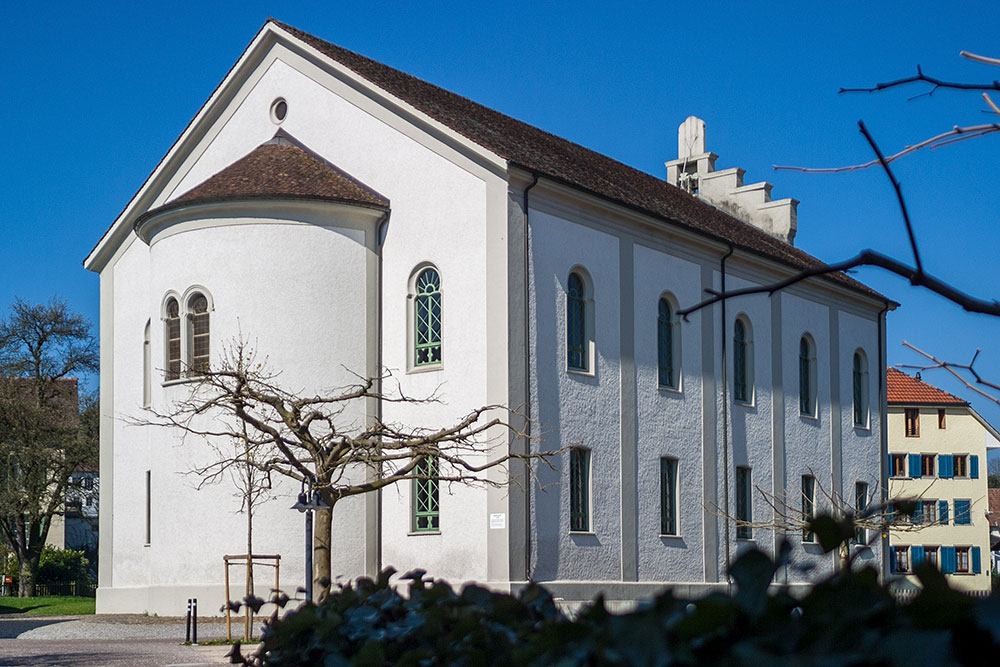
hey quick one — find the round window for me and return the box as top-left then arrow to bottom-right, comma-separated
270,98 -> 288,124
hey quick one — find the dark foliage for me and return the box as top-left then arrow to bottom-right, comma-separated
235,517 -> 1000,666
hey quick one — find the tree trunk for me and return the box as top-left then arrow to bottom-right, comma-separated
18,553 -> 36,598
314,505 -> 333,600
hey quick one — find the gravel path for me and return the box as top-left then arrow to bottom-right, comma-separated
0,614 -> 266,641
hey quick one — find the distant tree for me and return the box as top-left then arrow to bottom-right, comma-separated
0,298 -> 98,597
988,457 -> 1000,489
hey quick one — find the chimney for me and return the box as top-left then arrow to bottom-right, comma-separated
665,116 -> 798,245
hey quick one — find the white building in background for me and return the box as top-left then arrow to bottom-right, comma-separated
84,19 -> 893,615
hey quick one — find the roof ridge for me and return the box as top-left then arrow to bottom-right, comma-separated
886,367 -> 968,406
268,19 -> 887,303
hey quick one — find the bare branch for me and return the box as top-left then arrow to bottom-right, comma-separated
961,51 -> 1000,67
897,341 -> 1000,407
838,63 -> 1000,95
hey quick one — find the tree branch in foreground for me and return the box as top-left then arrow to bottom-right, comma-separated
896,341 -> 1000,408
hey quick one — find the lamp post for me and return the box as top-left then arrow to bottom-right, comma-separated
291,481 -> 328,603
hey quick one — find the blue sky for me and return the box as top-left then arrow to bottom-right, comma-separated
4,2 -> 1000,446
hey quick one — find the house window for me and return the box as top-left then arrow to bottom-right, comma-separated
736,466 -> 752,539
165,298 -> 181,381
733,317 -> 752,403
914,500 -> 937,525
938,409 -> 946,429
955,547 -> 970,573
566,271 -> 592,372
657,297 -> 679,388
904,409 -> 919,437
953,455 -> 967,477
145,470 -> 151,546
188,293 -> 210,373
801,475 -> 815,542
659,457 -> 678,535
925,546 -> 939,568
892,546 -> 909,573
799,335 -> 816,417
143,320 -> 151,407
921,454 -> 935,477
414,268 -> 442,367
412,456 -> 439,532
854,482 -> 869,544
570,448 -> 591,532
852,350 -> 869,427
890,454 -> 906,477
954,499 -> 971,525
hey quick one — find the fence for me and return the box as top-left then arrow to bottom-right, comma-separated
3,581 -> 96,597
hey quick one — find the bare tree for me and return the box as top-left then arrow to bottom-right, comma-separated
0,298 -> 99,596
141,338 -> 557,599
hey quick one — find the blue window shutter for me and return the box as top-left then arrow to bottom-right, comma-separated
909,454 -> 922,478
912,545 -> 925,566
913,502 -> 924,525
955,500 -> 971,525
939,455 -> 952,478
942,547 -> 956,574
972,547 -> 981,574
970,455 -> 979,479
939,500 -> 949,524
889,546 -> 897,573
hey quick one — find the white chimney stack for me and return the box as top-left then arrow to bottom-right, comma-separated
665,116 -> 798,245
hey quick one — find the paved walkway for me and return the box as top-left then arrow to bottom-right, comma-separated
0,615 -> 261,666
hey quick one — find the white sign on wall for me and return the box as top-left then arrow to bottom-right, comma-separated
489,513 -> 506,529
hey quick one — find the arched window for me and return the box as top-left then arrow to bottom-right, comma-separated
188,293 -> 210,373
165,298 -> 181,381
799,335 -> 816,417
657,297 -> 679,388
414,268 -> 442,366
853,350 -> 869,427
733,317 -> 752,403
567,271 -> 588,371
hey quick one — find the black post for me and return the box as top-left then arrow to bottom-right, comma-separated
192,598 -> 198,644
185,599 -> 191,643
305,509 -> 313,603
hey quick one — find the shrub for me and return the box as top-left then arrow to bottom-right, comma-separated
37,547 -> 90,585
233,517 -> 1000,666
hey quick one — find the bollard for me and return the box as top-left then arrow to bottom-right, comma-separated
192,598 -> 198,644
185,599 -> 192,643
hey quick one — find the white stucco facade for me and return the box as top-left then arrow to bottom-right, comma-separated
86,21 -> 891,615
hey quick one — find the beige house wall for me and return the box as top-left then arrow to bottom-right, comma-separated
887,406 -> 994,593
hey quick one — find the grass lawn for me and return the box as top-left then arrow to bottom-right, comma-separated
0,596 -> 95,615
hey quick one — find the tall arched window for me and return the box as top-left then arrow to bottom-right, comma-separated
414,268 -> 442,366
188,293 -> 210,373
567,272 -> 587,371
733,318 -> 752,403
165,298 -> 181,381
799,335 -> 816,417
853,349 -> 869,427
657,296 -> 679,388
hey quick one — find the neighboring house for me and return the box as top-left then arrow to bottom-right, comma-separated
989,488 -> 1000,574
47,469 -> 99,566
886,368 -> 999,594
84,19 -> 893,615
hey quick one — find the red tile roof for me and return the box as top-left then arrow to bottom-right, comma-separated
165,140 -> 389,211
270,19 -> 887,303
886,367 -> 968,406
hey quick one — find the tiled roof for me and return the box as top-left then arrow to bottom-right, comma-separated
988,489 -> 1000,530
165,141 -> 389,210
886,367 -> 968,406
272,19 -> 885,301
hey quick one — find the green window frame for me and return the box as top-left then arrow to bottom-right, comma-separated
660,457 -> 678,535
799,336 -> 815,416
801,475 -> 816,542
736,466 -> 752,539
733,319 -> 749,402
414,268 -> 442,366
567,272 -> 587,371
570,448 -> 590,531
412,456 -> 439,532
657,298 -> 676,387
853,350 -> 868,426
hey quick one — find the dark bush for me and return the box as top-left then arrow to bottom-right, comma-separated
37,547 -> 90,585
237,520 -> 1000,666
